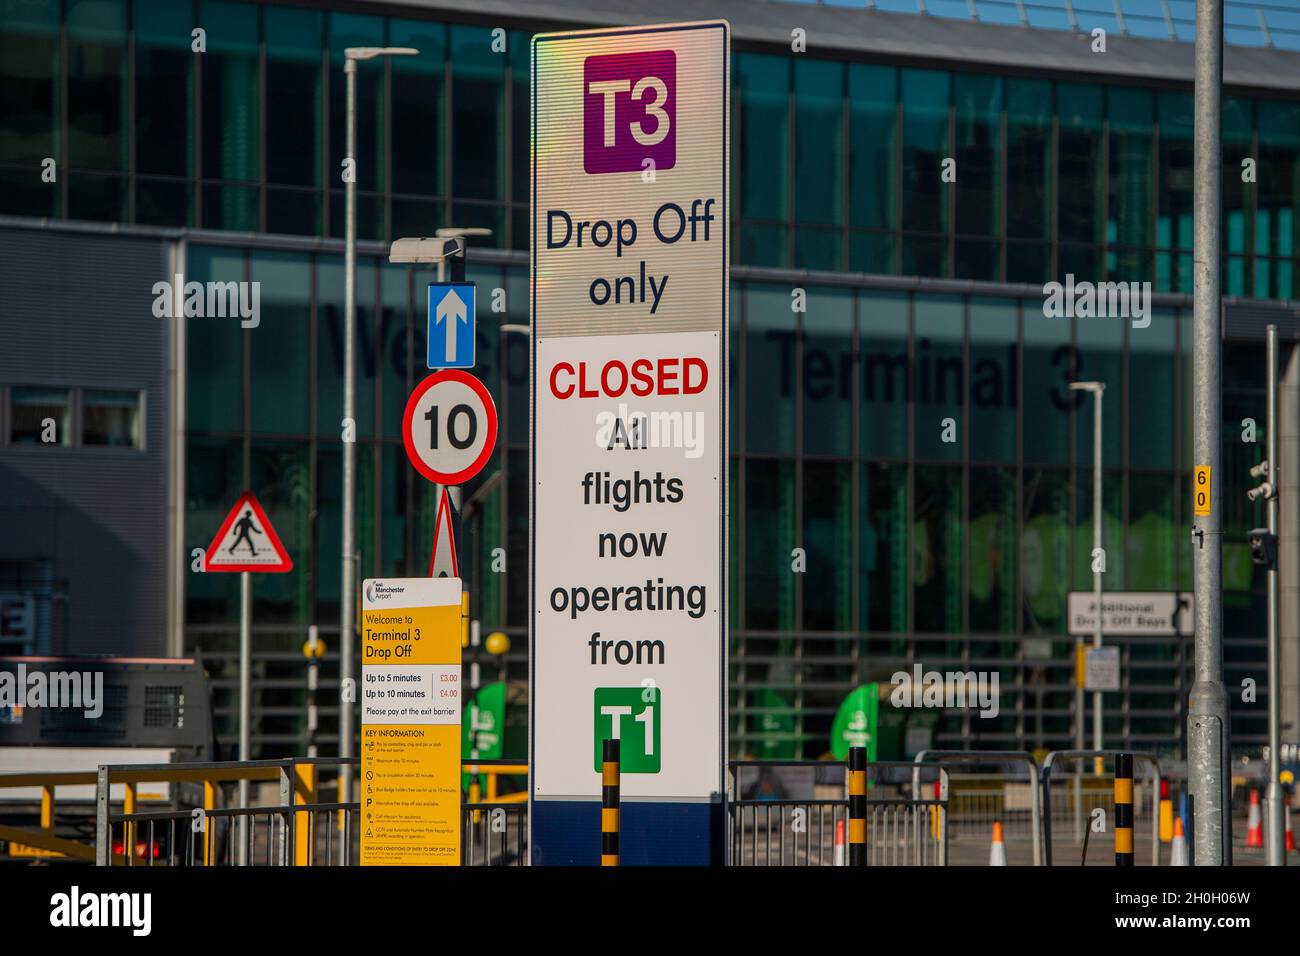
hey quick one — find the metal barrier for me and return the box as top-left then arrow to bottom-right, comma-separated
12,756 -> 1123,867
912,750 -> 1042,866
729,759 -> 948,866
462,802 -> 527,866
1041,750 -> 1161,866
0,757 -> 527,866
96,759 -> 302,867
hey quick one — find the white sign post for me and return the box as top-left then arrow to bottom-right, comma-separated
530,20 -> 729,865
202,490 -> 293,867
401,369 -> 498,579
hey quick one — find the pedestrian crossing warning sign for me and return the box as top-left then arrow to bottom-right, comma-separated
203,491 -> 293,573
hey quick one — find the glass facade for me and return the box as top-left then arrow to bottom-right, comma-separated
179,242 -> 1272,758
3,1 -> 1298,292
768,0 -> 1300,52
1,1 -> 1295,760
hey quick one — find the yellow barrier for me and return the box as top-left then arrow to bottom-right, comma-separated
464,763 -> 528,806
203,780 -> 216,866
0,824 -> 101,862
294,763 -> 316,866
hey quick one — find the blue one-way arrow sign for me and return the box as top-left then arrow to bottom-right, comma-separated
427,282 -> 476,369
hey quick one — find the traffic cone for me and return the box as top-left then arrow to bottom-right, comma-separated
930,779 -> 942,841
1170,816 -> 1189,866
988,821 -> 1007,866
1246,788 -> 1264,848
833,818 -> 846,866
1159,779 -> 1173,843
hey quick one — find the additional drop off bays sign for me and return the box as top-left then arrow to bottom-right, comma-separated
360,577 -> 462,865
531,20 -> 730,865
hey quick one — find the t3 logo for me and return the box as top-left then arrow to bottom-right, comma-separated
584,50 -> 676,175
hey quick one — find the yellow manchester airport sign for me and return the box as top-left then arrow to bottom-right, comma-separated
360,577 -> 463,865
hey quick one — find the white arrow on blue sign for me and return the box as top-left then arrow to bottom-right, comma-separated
427,282 -> 476,369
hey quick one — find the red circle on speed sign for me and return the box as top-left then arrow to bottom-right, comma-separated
402,370 -> 498,485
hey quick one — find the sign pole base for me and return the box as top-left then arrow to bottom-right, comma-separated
531,799 -> 724,866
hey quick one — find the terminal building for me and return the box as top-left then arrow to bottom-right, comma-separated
2,0 -> 1299,761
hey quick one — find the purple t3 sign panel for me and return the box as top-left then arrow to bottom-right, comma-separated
583,49 -> 676,175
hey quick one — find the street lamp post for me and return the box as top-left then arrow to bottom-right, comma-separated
1265,327 -> 1284,866
1070,381 -> 1106,767
341,46 -> 417,825
1250,326 -> 1284,865
1189,0 -> 1230,867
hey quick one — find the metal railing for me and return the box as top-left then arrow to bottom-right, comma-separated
96,758 -> 311,867
1041,750 -> 1162,866
5,753 -> 1175,866
0,757 -> 527,866
97,798 -> 529,867
728,760 -> 949,866
912,750 -> 1042,866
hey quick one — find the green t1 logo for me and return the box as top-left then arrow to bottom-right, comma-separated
593,686 -> 661,773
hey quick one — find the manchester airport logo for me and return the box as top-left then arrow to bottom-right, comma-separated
364,581 -> 407,603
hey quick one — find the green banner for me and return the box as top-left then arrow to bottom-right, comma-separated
830,684 -> 879,761
750,689 -> 797,759
462,681 -> 506,791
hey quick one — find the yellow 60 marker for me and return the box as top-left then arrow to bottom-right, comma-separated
1193,466 -> 1212,516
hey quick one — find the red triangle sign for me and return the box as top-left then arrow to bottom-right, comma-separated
204,491 -> 294,573
427,486 -> 459,579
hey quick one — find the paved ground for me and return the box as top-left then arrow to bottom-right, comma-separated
945,833 -> 1276,866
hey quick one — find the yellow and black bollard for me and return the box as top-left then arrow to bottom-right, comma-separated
848,746 -> 867,866
1114,752 -> 1134,866
602,738 -> 620,866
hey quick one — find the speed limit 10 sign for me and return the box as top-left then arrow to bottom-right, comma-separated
402,370 -> 498,485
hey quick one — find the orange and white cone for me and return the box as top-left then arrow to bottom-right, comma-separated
989,821 -> 1007,866
1170,816 -> 1189,866
1246,788 -> 1264,848
833,818 -> 846,866
1158,779 -> 1173,843
930,779 -> 942,841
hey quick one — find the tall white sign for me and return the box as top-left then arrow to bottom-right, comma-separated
531,21 -> 729,861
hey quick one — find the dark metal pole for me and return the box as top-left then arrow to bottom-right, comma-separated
1266,325 -> 1285,865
